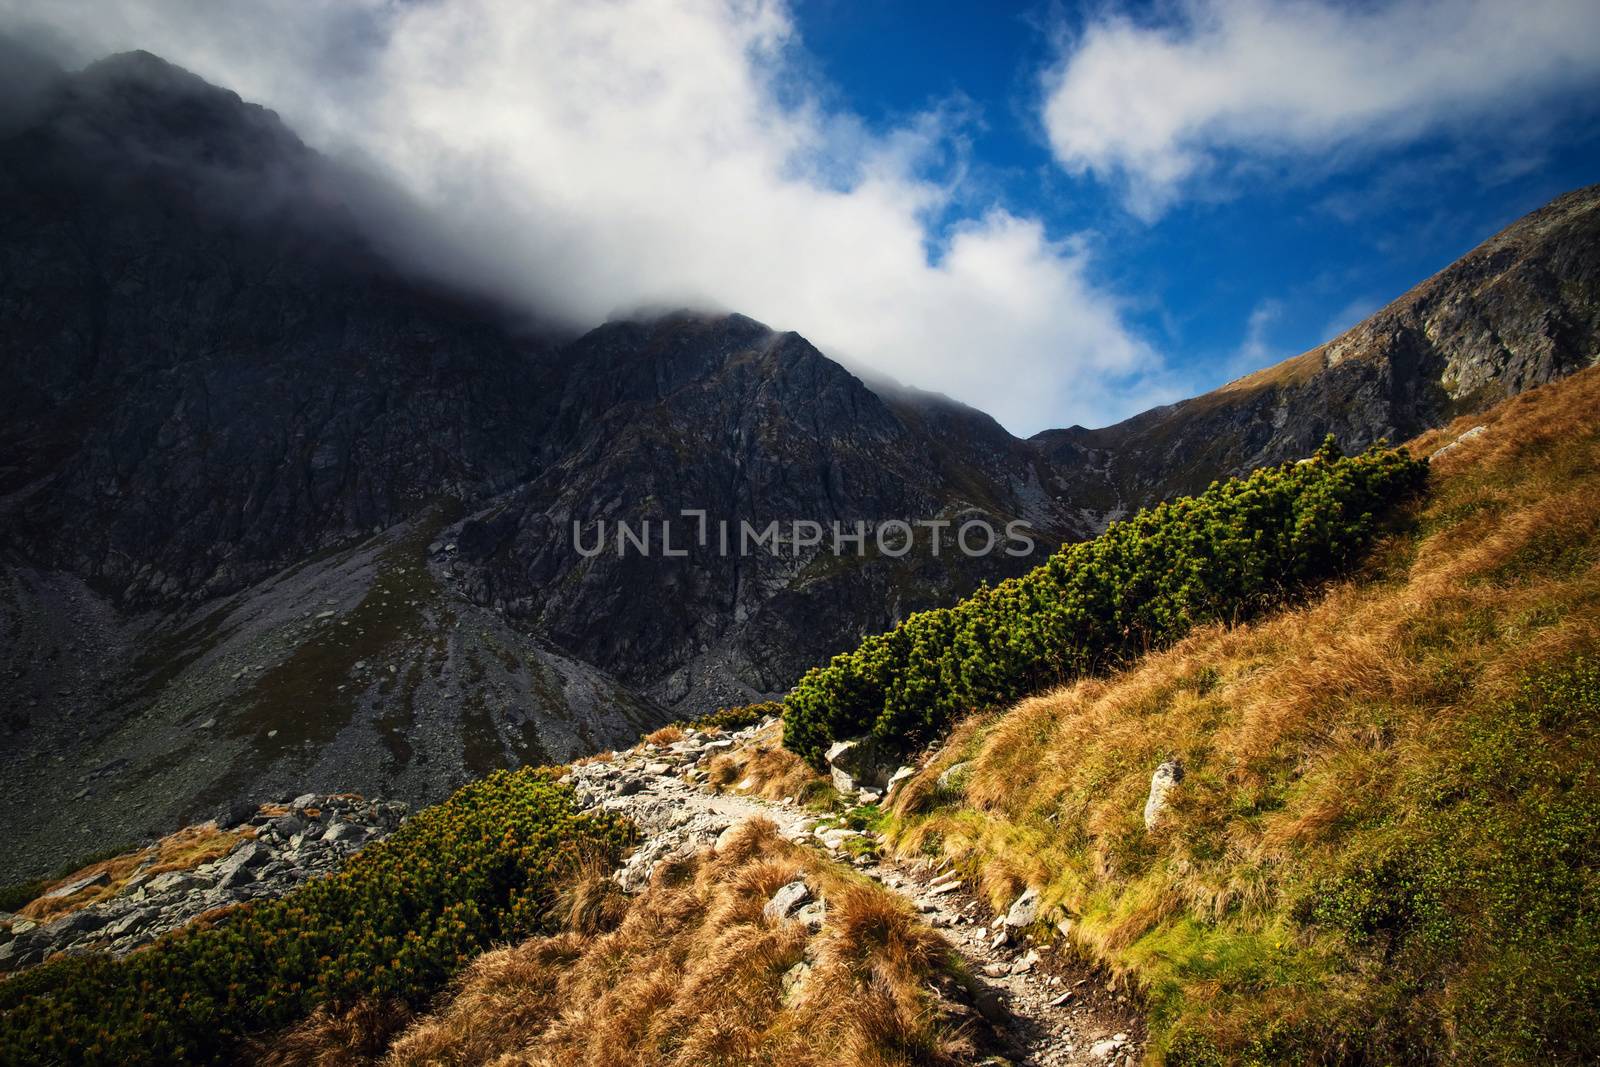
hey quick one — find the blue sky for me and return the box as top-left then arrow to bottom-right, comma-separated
794,0 -> 1600,411
17,0 -> 1600,433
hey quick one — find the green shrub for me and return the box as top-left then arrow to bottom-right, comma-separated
0,882 -> 44,915
784,439 -> 1428,764
0,769 -> 630,1065
682,700 -> 784,733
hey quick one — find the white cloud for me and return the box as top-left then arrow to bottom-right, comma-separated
3,0 -> 1175,434
1224,297 -> 1283,379
1042,0 -> 1600,218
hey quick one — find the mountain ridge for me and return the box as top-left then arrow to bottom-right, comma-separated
1,48 -> 1597,881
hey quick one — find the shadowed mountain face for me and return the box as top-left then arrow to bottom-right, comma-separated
1,50 -> 1596,879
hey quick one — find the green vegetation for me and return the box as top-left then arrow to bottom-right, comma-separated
0,770 -> 630,1066
0,881 -> 44,915
784,438 -> 1428,765
882,369 -> 1600,1064
683,700 -> 785,733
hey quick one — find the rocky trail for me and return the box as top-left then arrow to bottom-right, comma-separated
563,723 -> 1145,1066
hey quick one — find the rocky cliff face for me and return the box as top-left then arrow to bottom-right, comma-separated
1033,185 -> 1600,505
2,49 -> 1597,882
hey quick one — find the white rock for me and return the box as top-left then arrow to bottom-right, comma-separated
1004,886 -> 1040,928
1143,759 -> 1184,832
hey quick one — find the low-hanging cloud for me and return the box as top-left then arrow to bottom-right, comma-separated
1043,0 -> 1600,218
1,0 -> 1176,435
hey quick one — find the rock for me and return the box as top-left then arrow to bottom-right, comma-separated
763,880 -> 812,922
982,961 -> 1009,978
215,798 -> 257,829
815,827 -> 859,851
712,823 -> 743,852
989,927 -> 1010,950
935,761 -> 972,794
0,938 -> 44,972
43,871 -> 111,900
47,909 -> 107,938
1056,917 -> 1074,939
1143,759 -> 1184,832
144,871 -> 200,895
616,778 -> 645,797
793,900 -> 826,932
1003,886 -> 1040,929
884,765 -> 916,798
780,960 -> 812,1005
825,738 -> 894,793
321,822 -> 366,843
103,908 -> 157,939
271,814 -> 304,837
1090,1035 -> 1127,1059
290,793 -> 319,810
1010,949 -> 1040,975
213,841 -> 269,889
643,762 -> 673,776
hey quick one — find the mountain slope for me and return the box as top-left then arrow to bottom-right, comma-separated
884,367 -> 1600,1064
1033,184 -> 1600,506
1,48 -> 1597,885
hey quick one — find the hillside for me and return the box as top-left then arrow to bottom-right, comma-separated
874,366 -> 1600,1062
2,46 -> 1597,893
3,370 -> 1595,1066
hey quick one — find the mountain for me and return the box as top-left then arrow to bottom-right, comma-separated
0,52 -> 1084,879
0,49 -> 1596,881
1034,184 -> 1600,505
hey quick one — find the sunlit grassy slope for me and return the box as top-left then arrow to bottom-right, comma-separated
265,818 -> 976,1067
885,366 -> 1600,1064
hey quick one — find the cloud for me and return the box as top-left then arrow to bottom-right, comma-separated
1226,298 -> 1284,378
0,0 -> 1175,435
1042,0 -> 1600,218
1318,296 -> 1380,343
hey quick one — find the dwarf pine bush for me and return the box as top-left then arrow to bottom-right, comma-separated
783,439 -> 1428,765
0,769 -> 630,1065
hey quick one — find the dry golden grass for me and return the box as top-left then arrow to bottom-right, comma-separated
16,822 -> 251,921
644,724 -> 686,746
705,720 -> 829,804
262,819 -> 976,1066
887,366 -> 1600,1061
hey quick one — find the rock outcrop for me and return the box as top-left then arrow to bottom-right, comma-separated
0,793 -> 404,974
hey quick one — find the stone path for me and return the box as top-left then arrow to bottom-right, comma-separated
563,725 -> 1144,1066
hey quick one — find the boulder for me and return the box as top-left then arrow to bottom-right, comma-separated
271,814 -> 305,837
321,822 -> 366,843
47,909 -> 107,938
215,798 -> 258,829
103,908 -> 157,940
825,738 -> 894,793
1003,886 -> 1040,929
43,871 -> 111,900
214,841 -> 269,889
884,765 -> 916,798
1143,760 -> 1185,832
780,960 -> 812,1006
763,879 -> 813,922
145,870 -> 206,895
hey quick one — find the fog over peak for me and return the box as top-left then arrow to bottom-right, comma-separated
0,0 -> 1174,435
